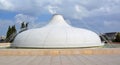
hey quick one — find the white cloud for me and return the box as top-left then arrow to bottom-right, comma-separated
15,14 -> 48,28
15,14 -> 37,24
47,5 -> 58,14
0,0 -> 63,15
74,4 -> 89,19
0,0 -> 14,11
0,0 -> 120,18
15,14 -> 39,28
0,0 -> 120,33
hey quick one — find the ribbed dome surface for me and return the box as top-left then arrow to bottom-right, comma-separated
11,14 -> 104,48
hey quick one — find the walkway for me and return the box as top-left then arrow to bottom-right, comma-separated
0,55 -> 120,65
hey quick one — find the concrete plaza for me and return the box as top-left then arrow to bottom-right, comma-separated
0,55 -> 120,65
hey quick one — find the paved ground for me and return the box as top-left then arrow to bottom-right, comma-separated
0,55 -> 120,65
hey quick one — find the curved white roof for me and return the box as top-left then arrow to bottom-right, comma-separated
11,14 -> 104,48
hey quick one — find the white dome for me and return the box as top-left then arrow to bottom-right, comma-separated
11,14 -> 104,48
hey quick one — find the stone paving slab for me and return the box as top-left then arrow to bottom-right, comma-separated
0,48 -> 120,56
0,55 -> 120,65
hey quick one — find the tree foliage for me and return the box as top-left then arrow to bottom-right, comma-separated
6,22 -> 29,42
12,25 -> 17,33
20,22 -> 29,29
6,25 -> 17,42
6,26 -> 12,39
20,22 -> 29,33
21,22 -> 26,29
26,22 -> 29,29
115,33 -> 120,42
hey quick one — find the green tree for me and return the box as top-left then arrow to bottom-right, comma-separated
12,25 -> 17,33
21,22 -> 26,29
6,25 -> 17,42
19,22 -> 29,33
6,26 -> 12,39
115,33 -> 120,42
25,22 -> 29,29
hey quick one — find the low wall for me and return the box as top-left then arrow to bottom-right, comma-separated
0,48 -> 120,56
0,43 -> 10,47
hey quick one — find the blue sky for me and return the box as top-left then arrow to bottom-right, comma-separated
0,0 -> 120,36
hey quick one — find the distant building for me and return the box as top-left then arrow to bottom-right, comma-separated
0,36 -> 6,43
